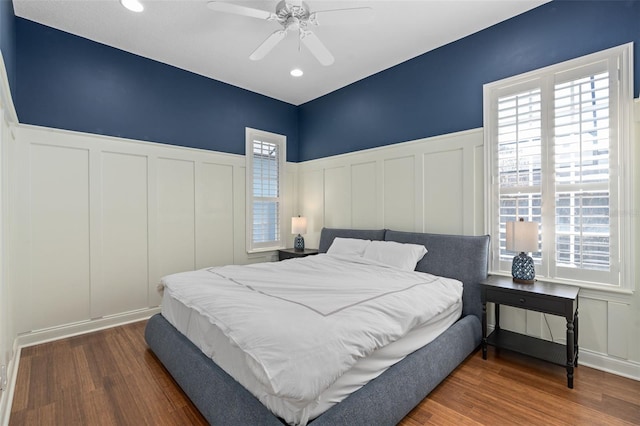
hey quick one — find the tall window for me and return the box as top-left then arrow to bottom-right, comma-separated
484,44 -> 634,290
246,128 -> 286,252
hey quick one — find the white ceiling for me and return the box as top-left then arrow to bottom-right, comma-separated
13,0 -> 550,105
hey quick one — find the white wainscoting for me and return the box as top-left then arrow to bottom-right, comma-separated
296,126 -> 640,380
0,52 -> 18,426
297,128 -> 486,247
10,124 -> 297,339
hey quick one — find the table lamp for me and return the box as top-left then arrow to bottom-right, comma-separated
506,218 -> 538,284
291,216 -> 307,252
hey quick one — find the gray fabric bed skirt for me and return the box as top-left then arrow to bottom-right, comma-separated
145,312 -> 482,425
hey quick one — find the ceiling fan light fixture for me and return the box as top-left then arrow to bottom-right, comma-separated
290,68 -> 304,77
120,0 -> 144,13
207,1 -> 371,66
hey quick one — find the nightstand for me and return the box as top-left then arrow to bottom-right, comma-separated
277,248 -> 319,261
481,275 -> 579,388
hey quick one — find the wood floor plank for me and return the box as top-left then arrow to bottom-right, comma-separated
54,387 -> 85,425
81,387 -> 120,426
10,320 -> 640,425
72,343 -> 97,395
10,353 -> 30,412
26,352 -> 56,409
415,399 -> 483,426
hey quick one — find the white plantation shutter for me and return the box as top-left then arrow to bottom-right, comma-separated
246,128 -> 286,252
485,44 -> 634,290
496,89 -> 542,263
553,71 -> 613,276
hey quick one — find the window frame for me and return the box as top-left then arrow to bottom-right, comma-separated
245,127 -> 286,253
483,43 -> 635,292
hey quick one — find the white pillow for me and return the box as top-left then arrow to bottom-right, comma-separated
327,237 -> 371,257
362,240 -> 427,271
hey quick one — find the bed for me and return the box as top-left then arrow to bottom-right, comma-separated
145,228 -> 490,425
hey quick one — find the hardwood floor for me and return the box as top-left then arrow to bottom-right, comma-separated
9,320 -> 640,425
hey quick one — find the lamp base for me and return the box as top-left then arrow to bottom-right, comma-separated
294,234 -> 305,252
512,252 -> 535,284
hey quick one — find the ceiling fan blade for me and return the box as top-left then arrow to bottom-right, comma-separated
310,7 -> 373,26
206,1 -> 275,20
250,30 -> 287,61
300,30 -> 334,66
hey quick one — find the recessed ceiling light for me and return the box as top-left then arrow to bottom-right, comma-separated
290,68 -> 304,77
120,0 -> 144,12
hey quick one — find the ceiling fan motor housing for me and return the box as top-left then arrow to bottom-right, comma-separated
276,1 -> 312,30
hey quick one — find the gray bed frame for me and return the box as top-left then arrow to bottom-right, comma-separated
145,228 -> 490,425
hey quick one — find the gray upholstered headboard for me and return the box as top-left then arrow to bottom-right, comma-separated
318,228 -> 490,320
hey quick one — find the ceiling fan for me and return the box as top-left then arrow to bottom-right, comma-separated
206,1 -> 373,66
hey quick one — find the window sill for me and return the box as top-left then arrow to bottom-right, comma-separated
246,246 -> 284,255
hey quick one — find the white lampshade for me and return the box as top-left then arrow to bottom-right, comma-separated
291,216 -> 307,235
506,220 -> 538,253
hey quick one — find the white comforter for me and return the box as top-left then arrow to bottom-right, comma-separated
160,254 -> 462,417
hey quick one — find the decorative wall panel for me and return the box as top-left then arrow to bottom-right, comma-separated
350,162 -> 378,229
423,149 -> 463,234
157,158 -> 196,277
196,162 -> 235,269
383,156 -> 415,231
324,166 -> 350,229
29,143 -> 91,330
97,152 -> 149,317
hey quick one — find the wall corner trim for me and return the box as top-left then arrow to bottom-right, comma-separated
0,52 -> 18,124
0,339 -> 20,426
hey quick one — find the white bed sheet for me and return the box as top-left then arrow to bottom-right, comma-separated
159,254 -> 462,425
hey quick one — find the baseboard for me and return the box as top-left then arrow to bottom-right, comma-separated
579,349 -> 640,381
0,307 -> 160,425
486,324 -> 639,382
15,307 -> 160,349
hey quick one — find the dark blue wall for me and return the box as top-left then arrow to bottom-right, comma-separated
9,1 -> 640,163
298,1 -> 640,161
15,18 -> 300,161
0,0 -> 15,100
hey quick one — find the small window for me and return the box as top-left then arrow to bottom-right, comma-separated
484,43 -> 634,291
246,128 -> 286,253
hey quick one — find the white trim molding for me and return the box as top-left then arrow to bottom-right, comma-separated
579,349 -> 640,382
0,52 -> 17,124
0,51 -> 17,426
14,307 -> 160,349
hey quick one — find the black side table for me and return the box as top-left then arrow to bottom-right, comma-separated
278,248 -> 319,261
481,275 -> 579,388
